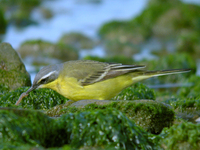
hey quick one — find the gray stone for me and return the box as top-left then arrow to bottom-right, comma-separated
0,42 -> 31,90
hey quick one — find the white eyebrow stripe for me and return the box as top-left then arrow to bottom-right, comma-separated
38,71 -> 57,82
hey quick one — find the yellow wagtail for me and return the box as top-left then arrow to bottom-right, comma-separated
16,60 -> 191,105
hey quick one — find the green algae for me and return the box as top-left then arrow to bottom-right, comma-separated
113,83 -> 156,101
163,96 -> 200,123
0,108 -> 158,149
165,97 -> 200,112
57,109 -> 156,149
47,100 -> 174,134
178,75 -> 200,98
161,122 -> 200,150
0,86 -> 68,109
0,108 -> 69,148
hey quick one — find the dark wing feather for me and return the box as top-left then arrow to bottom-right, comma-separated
63,60 -> 145,86
80,63 -> 145,86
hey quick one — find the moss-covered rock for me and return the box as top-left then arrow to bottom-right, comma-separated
57,109 -> 156,149
58,32 -> 96,49
99,0 -> 200,59
113,83 -> 156,100
98,0 -> 180,56
161,122 -> 200,150
46,100 -> 175,134
0,108 -> 158,149
178,75 -> 200,98
0,86 -> 68,109
164,96 -> 200,123
152,3 -> 200,37
0,43 -> 31,90
0,108 -> 68,148
17,40 -> 79,66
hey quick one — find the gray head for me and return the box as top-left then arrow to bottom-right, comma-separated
26,63 -> 63,94
15,63 -> 63,105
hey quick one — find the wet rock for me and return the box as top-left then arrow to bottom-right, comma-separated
0,43 -> 31,90
46,99 -> 174,134
58,32 -> 96,49
17,40 -> 79,66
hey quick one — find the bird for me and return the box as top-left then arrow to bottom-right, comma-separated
15,60 -> 191,105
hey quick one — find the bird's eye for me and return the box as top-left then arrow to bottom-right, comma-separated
40,78 -> 47,84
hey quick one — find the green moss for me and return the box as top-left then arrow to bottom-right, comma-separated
113,83 -> 156,100
0,86 -> 68,109
164,96 -> 200,113
163,96 -> 200,123
178,75 -> 200,98
57,109 -> 156,149
0,107 -> 161,149
161,122 -> 200,150
0,108 -> 69,148
47,100 -> 175,134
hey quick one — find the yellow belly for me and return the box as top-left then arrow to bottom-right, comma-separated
41,74 -> 133,101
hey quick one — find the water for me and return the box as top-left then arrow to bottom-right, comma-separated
3,0 -> 148,49
2,0 -> 200,82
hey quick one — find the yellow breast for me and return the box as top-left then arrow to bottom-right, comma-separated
40,74 -> 133,101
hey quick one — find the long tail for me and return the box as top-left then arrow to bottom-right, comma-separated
144,69 -> 191,77
131,69 -> 191,82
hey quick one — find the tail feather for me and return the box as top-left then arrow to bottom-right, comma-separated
144,69 -> 191,77
131,68 -> 191,82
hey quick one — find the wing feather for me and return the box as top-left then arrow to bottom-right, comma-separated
62,60 -> 146,86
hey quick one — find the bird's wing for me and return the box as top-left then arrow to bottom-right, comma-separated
63,60 -> 145,86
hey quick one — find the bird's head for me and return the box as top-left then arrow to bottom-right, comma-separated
15,64 -> 62,105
